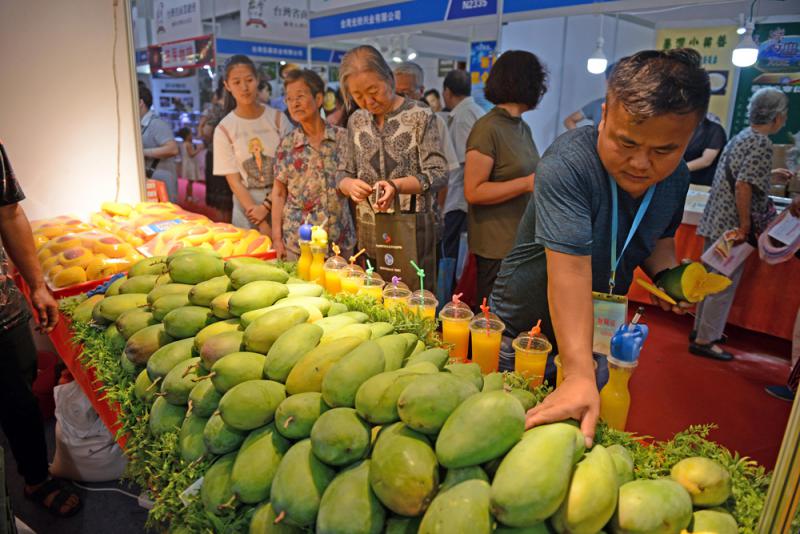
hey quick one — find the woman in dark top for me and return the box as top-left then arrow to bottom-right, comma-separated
684,114 -> 726,186
464,50 -> 548,306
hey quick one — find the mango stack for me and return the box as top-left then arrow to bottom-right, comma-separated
71,248 -> 738,534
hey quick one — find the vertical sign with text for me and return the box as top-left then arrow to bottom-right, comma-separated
241,0 -> 309,44
470,41 -> 496,112
153,0 -> 203,44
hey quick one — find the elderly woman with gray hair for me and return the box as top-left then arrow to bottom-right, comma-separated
336,45 -> 447,281
692,87 -> 793,361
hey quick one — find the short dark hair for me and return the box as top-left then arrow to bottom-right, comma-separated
484,50 -> 548,108
443,69 -> 471,97
607,49 -> 710,121
284,68 -> 326,100
138,83 -> 153,109
424,88 -> 441,100
176,127 -> 191,139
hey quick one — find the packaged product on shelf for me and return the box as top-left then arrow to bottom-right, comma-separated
138,221 -> 270,258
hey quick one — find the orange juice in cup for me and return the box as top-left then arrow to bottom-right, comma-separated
341,266 -> 365,294
408,290 -> 438,320
554,355 -> 597,387
383,282 -> 411,310
439,298 -> 473,362
513,334 -> 551,387
323,255 -> 347,294
358,272 -> 385,302
469,313 -> 505,374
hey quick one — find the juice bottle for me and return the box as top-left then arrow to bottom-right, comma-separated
297,240 -> 312,280
383,280 -> 411,310
513,333 -> 551,387
408,290 -> 438,320
308,244 -> 327,285
468,313 -> 505,374
439,295 -> 473,363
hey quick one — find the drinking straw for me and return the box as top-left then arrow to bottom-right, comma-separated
480,297 -> 490,336
452,292 -> 463,304
391,276 -> 401,288
631,306 -> 645,326
332,243 -> 340,256
349,248 -> 366,265
366,259 -> 374,277
526,319 -> 542,350
410,260 -> 425,292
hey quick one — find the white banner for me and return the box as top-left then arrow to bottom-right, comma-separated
240,0 -> 309,44
153,0 -> 203,44
151,75 -> 200,114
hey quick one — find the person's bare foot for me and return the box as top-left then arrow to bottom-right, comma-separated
24,478 -> 81,517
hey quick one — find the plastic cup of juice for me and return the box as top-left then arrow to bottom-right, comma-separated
554,355 -> 597,387
383,283 -> 411,310
323,255 -> 348,294
469,313 -> 505,374
340,266 -> 366,294
358,273 -> 385,302
513,334 -> 552,387
408,290 -> 438,320
440,301 -> 474,363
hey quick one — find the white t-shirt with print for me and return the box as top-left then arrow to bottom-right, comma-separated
213,106 -> 291,189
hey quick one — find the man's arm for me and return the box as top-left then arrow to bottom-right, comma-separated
563,110 -> 585,130
0,203 -> 58,332
143,139 -> 179,160
734,181 -> 753,241
526,249 -> 599,447
685,148 -> 721,172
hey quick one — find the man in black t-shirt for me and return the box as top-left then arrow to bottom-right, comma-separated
0,142 -> 81,517
684,115 -> 727,186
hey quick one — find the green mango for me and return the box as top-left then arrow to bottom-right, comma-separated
285,337 -> 364,395
201,452 -> 238,516
397,373 -> 465,435
398,333 -> 421,355
321,341 -> 385,408
219,379 -> 286,431
163,306 -> 219,339
189,275 -> 232,307
230,264 -> 289,288
444,362 -> 483,391
313,315 -> 358,338
249,502 -> 302,534
231,423 -> 291,504
169,253 -> 225,285
408,341 -> 426,359
355,365 -> 438,425
440,466 -> 489,493
265,323 -> 323,383
199,330 -> 244,369
489,423 -> 577,527
128,256 -> 168,277
244,306 -> 309,354
405,348 -> 450,370
481,372 -> 504,392
194,319 -> 242,353
146,338 -> 195,381
94,293 -> 148,323
229,281 -> 290,317
509,388 -> 536,411
274,392 -> 329,440
286,283 -> 324,297
369,321 -> 395,339
104,324 -> 126,353
134,369 -> 157,403
239,307 -> 272,328
612,479 -> 693,534
224,256 -> 265,277
210,291 -> 235,319
147,283 -> 193,305
493,523 -> 550,533
369,422 -> 438,517
384,516 -> 421,534
310,407 -> 371,466
179,412 -> 208,462
326,302 -> 348,316
436,390 -> 525,469
272,295 -> 331,315
670,457 -> 731,507
691,510 -> 738,534
552,444 -> 619,534
340,311 -> 369,323
104,275 -> 127,296
161,357 -> 202,405
321,323 -> 373,345
72,294 -> 104,324
211,352 -> 266,393
203,412 -> 247,455
149,396 -> 186,437
270,439 -> 336,528
119,274 -> 160,295
154,273 -> 172,286
116,308 -> 158,340
419,480 -> 492,534
188,379 -> 223,418
607,444 -> 635,486
125,324 -> 174,366
119,350 -> 140,377
375,335 -> 409,372
317,460 -> 385,534
151,294 -> 191,321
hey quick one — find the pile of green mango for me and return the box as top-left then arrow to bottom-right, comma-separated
71,248 -> 738,534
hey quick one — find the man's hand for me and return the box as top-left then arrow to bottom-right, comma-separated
246,204 -> 268,225
790,196 -> 800,218
340,178 -> 375,203
526,374 -> 599,448
771,168 -> 794,183
272,239 -> 286,259
648,292 -> 693,315
30,285 -> 58,333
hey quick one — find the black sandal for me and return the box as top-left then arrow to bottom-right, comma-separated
24,478 -> 82,518
689,342 -> 733,361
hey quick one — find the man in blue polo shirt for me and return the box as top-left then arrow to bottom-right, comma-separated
491,49 -> 710,447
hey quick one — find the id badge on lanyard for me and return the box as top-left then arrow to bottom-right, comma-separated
593,178 -> 654,356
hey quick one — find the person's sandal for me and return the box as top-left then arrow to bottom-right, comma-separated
689,342 -> 733,361
24,478 -> 82,518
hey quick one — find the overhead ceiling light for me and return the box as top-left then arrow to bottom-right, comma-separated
176,67 -> 184,72
391,50 -> 403,63
406,48 -> 417,61
736,13 -> 746,35
732,22 -> 759,67
280,60 -> 286,65
587,37 -> 608,74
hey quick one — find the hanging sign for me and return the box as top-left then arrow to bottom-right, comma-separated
148,35 -> 215,72
240,0 -> 309,44
153,0 -> 203,44
438,59 -> 456,77
216,38 -> 307,61
310,0 -> 497,39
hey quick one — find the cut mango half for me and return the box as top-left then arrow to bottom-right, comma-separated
636,278 -> 677,305
657,262 -> 732,304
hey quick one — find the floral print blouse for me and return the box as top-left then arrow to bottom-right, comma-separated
274,124 -> 356,259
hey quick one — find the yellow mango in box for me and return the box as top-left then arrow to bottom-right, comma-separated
35,223 -> 68,239
209,224 -> 243,242
33,233 -> 49,249
37,248 -> 54,263
40,255 -> 61,273
101,201 -> 133,217
212,240 -> 235,258
52,265 -> 88,288
48,234 -> 82,254
86,257 -> 128,281
57,247 -> 95,268
183,226 -> 214,246
47,264 -> 64,279
94,236 -> 130,258
231,230 -> 261,256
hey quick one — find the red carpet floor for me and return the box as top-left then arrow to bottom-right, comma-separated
627,304 -> 793,470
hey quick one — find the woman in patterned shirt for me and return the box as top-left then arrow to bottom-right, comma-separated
336,45 -> 447,265
270,69 -> 356,259
692,88 -> 793,361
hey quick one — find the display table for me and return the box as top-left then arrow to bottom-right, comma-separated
627,222 -> 800,341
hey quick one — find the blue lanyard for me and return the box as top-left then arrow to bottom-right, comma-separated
609,177 -> 654,293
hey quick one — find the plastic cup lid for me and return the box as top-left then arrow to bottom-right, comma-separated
469,313 -> 505,332
440,301 -> 474,320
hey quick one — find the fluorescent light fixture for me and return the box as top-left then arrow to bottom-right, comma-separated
736,13 -> 746,35
176,67 -> 184,72
280,60 -> 286,65
406,48 -> 417,61
391,50 -> 403,63
732,23 -> 759,67
587,37 -> 608,74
